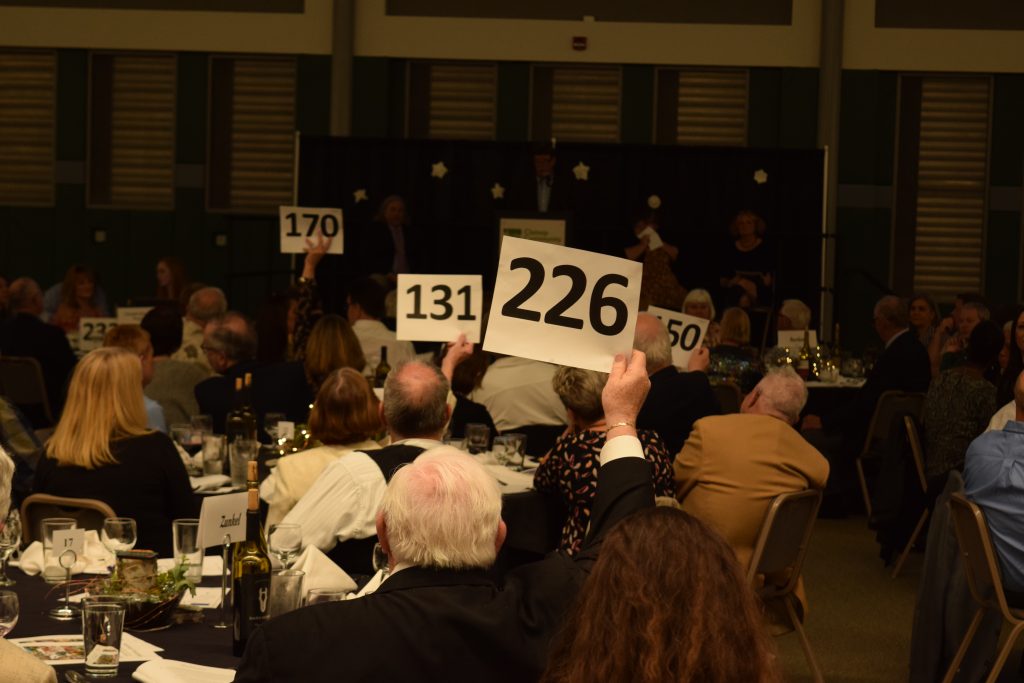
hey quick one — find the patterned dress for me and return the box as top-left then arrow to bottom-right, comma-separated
535,429 -> 674,555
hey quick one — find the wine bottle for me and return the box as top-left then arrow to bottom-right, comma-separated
232,460 -> 271,656
225,377 -> 247,453
796,326 -> 812,380
374,346 -> 390,389
240,373 -> 258,441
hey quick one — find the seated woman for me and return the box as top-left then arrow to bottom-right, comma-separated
49,264 -> 105,333
542,507 -> 780,683
776,298 -> 811,332
710,307 -> 763,395
154,256 -> 189,311
683,288 -> 720,347
922,320 -> 1003,488
33,347 -> 197,557
909,292 -> 940,348
534,367 -> 674,555
718,210 -> 776,309
623,213 -> 685,311
260,368 -> 381,526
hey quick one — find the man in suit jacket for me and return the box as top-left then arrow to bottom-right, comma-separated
193,312 -> 261,432
675,366 -> 829,615
235,351 -> 656,683
633,312 -> 721,455
0,278 -> 76,424
509,142 -> 571,215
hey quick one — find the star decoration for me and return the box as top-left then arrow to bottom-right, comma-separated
753,169 -> 768,185
353,188 -> 368,203
572,161 -> 590,181
431,161 -> 448,179
490,182 -> 505,200
647,195 -> 662,209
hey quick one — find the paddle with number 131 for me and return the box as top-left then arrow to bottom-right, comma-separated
484,237 -> 642,373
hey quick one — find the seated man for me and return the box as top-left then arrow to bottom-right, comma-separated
633,312 -> 719,455
281,360 -> 450,574
141,305 -> 211,426
347,278 -> 416,372
469,355 -> 567,452
235,350 -> 655,683
102,325 -> 167,433
675,367 -> 829,575
964,371 -> 1024,600
194,312 -> 260,432
172,286 -> 227,371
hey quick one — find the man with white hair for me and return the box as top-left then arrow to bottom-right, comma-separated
235,351 -> 657,682
633,312 -> 720,454
0,448 -> 58,682
674,367 -> 829,579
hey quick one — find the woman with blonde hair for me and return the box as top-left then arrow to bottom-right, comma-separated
302,314 -> 366,394
683,288 -> 721,347
260,368 -> 382,525
33,347 -> 195,556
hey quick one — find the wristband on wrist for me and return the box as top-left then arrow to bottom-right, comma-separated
606,421 -> 635,433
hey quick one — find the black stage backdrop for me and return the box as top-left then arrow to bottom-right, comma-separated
297,137 -> 824,319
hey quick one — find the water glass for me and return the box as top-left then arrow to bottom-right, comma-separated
504,432 -> 527,470
0,590 -> 18,637
81,601 -> 126,677
305,588 -> 347,606
465,423 -> 491,454
41,518 -> 77,584
202,434 -> 226,475
492,435 -> 513,466
230,438 -> 259,488
268,569 -> 305,618
0,509 -> 21,586
172,519 -> 203,583
268,524 -> 302,569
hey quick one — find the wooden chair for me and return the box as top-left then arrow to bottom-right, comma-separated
747,489 -> 824,683
712,381 -> 742,414
20,494 -> 116,546
943,493 -> 1024,683
855,390 -> 926,518
891,415 -> 930,578
0,356 -> 54,426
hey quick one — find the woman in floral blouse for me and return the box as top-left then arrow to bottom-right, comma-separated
535,366 -> 674,555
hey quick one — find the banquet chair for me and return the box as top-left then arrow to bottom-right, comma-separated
942,493 -> 1024,683
891,415 -> 929,579
855,390 -> 926,518
747,489 -> 823,683
20,494 -> 116,546
0,356 -> 54,427
712,381 -> 742,414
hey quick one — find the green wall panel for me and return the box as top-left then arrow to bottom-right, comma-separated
56,49 -> 87,161
991,74 -> 1024,187
351,57 -> 392,137
986,210 -> 1021,307
621,65 -> 654,144
176,52 -> 208,164
834,206 -> 893,353
297,55 -> 332,136
748,67 -> 818,149
496,62 -> 530,141
837,70 -> 897,185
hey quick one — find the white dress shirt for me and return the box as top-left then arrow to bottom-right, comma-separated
282,438 -> 442,552
469,357 -> 567,432
260,439 -> 382,527
352,319 -> 417,372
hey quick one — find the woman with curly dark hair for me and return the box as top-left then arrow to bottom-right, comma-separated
542,506 -> 781,683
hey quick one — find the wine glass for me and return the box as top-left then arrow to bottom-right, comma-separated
101,518 -> 137,569
0,510 -> 21,587
0,590 -> 18,637
268,524 -> 302,569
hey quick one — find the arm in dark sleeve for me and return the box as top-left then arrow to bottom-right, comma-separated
290,279 -> 318,364
233,628 -> 271,683
576,456 -> 653,559
157,434 -> 201,518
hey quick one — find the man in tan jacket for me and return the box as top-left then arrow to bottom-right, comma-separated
674,367 -> 829,614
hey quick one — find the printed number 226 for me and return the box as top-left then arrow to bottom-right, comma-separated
501,257 -> 629,336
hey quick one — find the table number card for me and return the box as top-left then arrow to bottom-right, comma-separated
116,307 -> 153,326
485,237 -> 641,373
78,317 -> 118,352
396,274 -> 483,343
646,306 -> 710,369
778,330 -> 818,351
52,528 -> 85,558
279,206 -> 344,255
198,492 -> 247,549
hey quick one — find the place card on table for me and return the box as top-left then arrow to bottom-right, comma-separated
77,317 -> 118,353
11,633 -> 163,666
197,492 -> 247,549
646,306 -> 710,369
778,329 -> 818,351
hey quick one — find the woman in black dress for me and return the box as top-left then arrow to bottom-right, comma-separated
719,210 -> 776,309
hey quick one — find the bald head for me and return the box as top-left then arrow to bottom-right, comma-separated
633,313 -> 672,374
382,360 -> 451,440
202,311 -> 256,372
9,277 -> 43,315
187,287 -> 227,325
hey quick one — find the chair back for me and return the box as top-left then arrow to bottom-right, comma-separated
0,356 -> 54,425
903,415 -> 928,494
746,489 -> 822,594
712,382 -> 742,414
948,493 -> 1016,617
861,390 -> 925,458
20,493 -> 116,546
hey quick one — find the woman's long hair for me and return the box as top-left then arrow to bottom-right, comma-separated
308,368 -> 382,445
155,256 -> 189,302
46,347 -> 150,469
542,507 -> 781,683
59,264 -> 98,309
303,314 -> 366,393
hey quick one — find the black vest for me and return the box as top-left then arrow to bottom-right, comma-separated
325,443 -> 426,575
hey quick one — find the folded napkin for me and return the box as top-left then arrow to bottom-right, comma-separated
481,465 -> 535,494
290,545 -> 356,596
19,530 -> 114,576
133,659 -> 235,683
189,474 -> 232,492
156,555 -> 225,577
